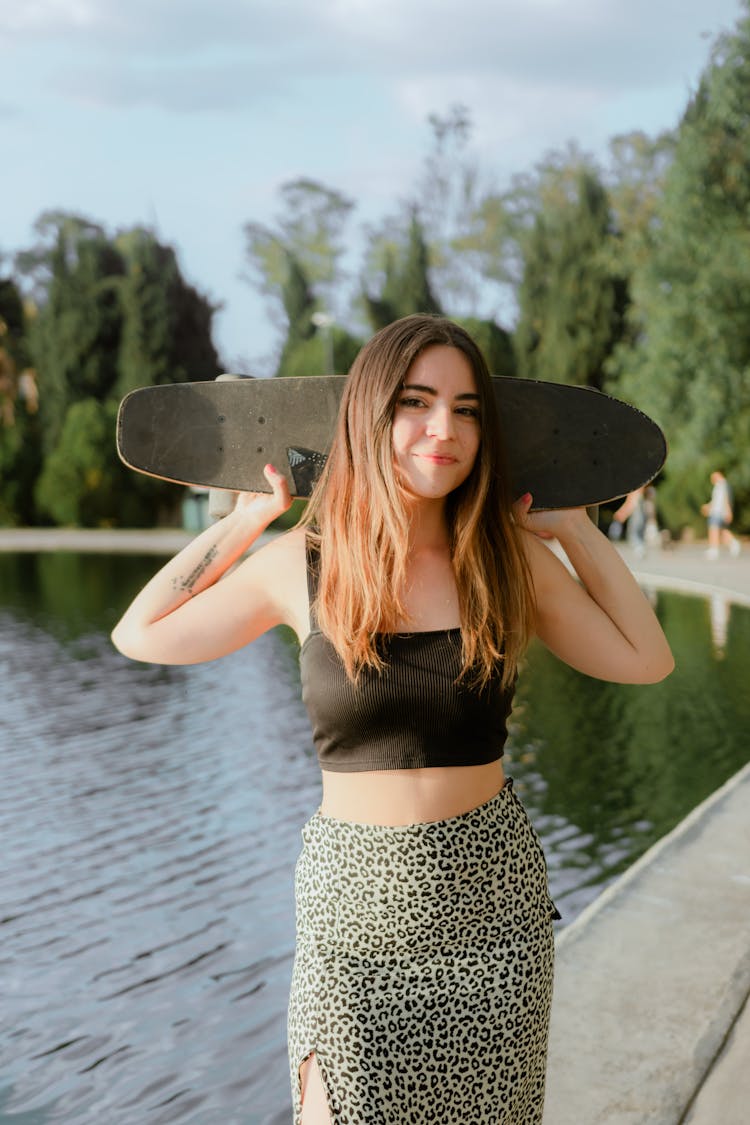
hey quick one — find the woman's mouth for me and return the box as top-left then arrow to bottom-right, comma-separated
419,453 -> 458,465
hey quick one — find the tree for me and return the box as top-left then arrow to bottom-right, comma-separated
33,398 -> 120,525
243,179 -> 354,324
14,212 -> 219,526
33,398 -> 158,527
608,4 -> 750,531
243,179 -> 356,376
453,317 -> 516,378
414,104 -> 486,313
19,213 -> 124,452
513,162 -> 628,389
604,130 -> 676,278
116,227 -> 221,397
0,273 -> 42,524
362,211 -> 443,331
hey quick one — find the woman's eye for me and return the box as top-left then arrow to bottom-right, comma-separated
456,406 -> 480,420
398,397 -> 424,409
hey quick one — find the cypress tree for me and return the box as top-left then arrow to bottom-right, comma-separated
363,212 -> 443,331
514,167 -> 628,389
116,228 -> 220,396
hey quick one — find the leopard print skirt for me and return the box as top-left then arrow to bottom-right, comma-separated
288,779 -> 558,1124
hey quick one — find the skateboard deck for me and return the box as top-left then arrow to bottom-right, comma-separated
116,375 -> 666,510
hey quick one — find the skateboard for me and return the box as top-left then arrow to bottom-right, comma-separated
116,375 -> 666,510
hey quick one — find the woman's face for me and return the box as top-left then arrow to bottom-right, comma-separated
391,345 -> 481,503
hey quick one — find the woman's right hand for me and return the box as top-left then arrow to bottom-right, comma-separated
233,463 -> 293,526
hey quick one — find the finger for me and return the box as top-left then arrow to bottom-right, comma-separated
512,491 -> 533,522
264,464 -> 292,510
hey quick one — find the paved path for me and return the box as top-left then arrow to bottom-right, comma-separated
619,538 -> 750,606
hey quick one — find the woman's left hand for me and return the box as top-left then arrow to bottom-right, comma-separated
512,492 -> 592,540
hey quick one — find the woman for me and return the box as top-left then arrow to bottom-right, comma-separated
112,315 -> 674,1125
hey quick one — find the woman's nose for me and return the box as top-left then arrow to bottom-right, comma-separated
426,405 -> 454,439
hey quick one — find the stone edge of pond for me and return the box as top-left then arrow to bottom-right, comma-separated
0,528 -> 194,554
544,758 -> 750,1125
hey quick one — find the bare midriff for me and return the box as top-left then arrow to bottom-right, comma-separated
318,760 -> 506,827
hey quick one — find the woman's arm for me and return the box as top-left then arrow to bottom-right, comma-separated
519,502 -> 674,684
111,465 -> 297,665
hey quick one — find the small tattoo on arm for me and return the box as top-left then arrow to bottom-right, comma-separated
177,545 -> 220,595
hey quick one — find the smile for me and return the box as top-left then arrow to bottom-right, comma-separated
418,453 -> 459,465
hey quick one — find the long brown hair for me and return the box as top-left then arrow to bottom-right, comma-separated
302,314 -> 535,688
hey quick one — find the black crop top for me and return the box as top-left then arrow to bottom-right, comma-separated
299,539 -> 516,773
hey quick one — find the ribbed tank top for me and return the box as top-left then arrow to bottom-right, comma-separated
299,538 -> 516,773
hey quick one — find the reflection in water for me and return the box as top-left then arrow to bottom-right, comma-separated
1,553 -> 749,1123
709,591 -> 730,657
510,589 -> 750,913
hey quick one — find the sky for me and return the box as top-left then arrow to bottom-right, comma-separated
0,0 -> 745,376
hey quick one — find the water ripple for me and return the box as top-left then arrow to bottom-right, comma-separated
2,610 -> 318,1123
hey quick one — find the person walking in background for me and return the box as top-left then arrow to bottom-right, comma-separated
111,315 -> 673,1125
643,485 -> 661,548
702,470 -> 741,560
609,487 -> 647,557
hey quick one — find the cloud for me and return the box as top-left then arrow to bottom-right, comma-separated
2,0 -> 321,55
53,57 -> 291,113
319,0 -> 734,89
2,0 -> 742,118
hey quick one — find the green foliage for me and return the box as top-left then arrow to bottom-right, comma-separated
514,164 -> 628,388
605,130 -> 676,277
0,276 -> 30,368
244,181 -> 356,377
273,252 -> 364,377
279,252 -> 317,350
276,323 -> 363,378
453,317 -> 516,377
0,403 -> 43,525
35,398 -> 124,526
23,214 -> 125,452
243,178 -> 354,324
34,397 -> 181,527
274,179 -> 355,297
0,274 -> 42,524
608,7 -> 750,532
414,104 -> 489,312
116,227 -> 220,396
362,212 -> 443,331
8,212 -> 220,527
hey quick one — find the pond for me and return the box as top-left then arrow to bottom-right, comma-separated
1,551 -> 749,1124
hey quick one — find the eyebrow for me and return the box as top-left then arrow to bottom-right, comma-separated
402,382 -> 480,401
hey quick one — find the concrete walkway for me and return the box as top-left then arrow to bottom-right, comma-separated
0,526 -> 193,555
1,527 -> 748,1120
545,538 -> 750,1125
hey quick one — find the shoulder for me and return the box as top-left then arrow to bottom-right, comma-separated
247,525 -> 308,581
242,525 -> 310,640
518,526 -> 560,572
517,527 -> 575,605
